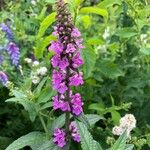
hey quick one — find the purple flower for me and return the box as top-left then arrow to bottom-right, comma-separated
71,28 -> 81,37
0,23 -> 14,40
69,122 -> 81,142
66,43 -> 76,53
53,128 -> 66,148
0,71 -> 8,86
71,93 -> 83,116
51,54 -> 61,68
52,94 -> 70,111
59,57 -> 69,70
72,52 -> 84,68
59,101 -> 71,111
52,70 -> 64,89
48,41 -> 63,54
76,39 -> 84,49
57,82 -> 68,94
69,72 -> 84,86
6,42 -> 20,66
52,95 -> 60,110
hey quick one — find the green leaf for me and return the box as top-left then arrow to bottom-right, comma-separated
115,28 -> 138,38
34,35 -> 56,58
111,131 -> 127,150
96,59 -> 124,79
82,46 -> 97,79
37,12 -> 56,38
37,140 -> 58,150
98,0 -> 122,8
51,114 -> 66,132
140,48 -> 150,55
76,120 -> 103,150
85,114 -> 104,126
89,103 -> 105,112
6,132 -> 46,150
34,77 -> 48,95
125,144 -> 134,150
79,7 -> 108,21
6,98 -> 37,122
111,110 -> 121,124
81,15 -> 91,29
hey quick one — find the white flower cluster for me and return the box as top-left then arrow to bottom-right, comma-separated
24,58 -> 48,84
140,34 -> 147,44
112,114 -> 136,137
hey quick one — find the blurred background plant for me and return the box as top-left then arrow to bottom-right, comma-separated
0,0 -> 150,149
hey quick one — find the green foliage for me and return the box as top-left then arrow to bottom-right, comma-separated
0,0 -> 150,149
6,132 -> 46,150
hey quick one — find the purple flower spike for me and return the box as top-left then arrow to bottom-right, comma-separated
0,23 -> 14,40
6,42 -> 20,67
0,71 -> 8,86
51,0 -> 84,147
53,128 -> 66,148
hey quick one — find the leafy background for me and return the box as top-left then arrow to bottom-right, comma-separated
0,0 -> 150,149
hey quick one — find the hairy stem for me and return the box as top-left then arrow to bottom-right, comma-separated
38,112 -> 49,138
65,65 -> 71,136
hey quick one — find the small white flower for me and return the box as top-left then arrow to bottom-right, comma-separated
32,76 -> 40,84
31,0 -> 36,5
33,61 -> 39,67
140,34 -> 147,44
112,114 -> 136,137
37,67 -> 48,76
112,126 -> 123,136
120,114 -> 136,131
24,58 -> 32,64
103,27 -> 110,40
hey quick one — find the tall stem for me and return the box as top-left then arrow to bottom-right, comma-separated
65,65 -> 70,135
38,112 -> 49,139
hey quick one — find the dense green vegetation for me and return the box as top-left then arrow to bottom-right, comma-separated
0,0 -> 150,149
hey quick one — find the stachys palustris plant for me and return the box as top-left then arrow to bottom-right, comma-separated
48,0 -> 84,148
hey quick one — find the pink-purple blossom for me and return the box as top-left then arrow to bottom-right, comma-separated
69,73 -> 84,86
69,122 -> 81,142
72,52 -> 84,68
66,43 -> 76,53
71,93 -> 83,116
53,128 -> 66,148
48,41 -> 63,54
71,28 -> 81,37
52,70 -> 64,89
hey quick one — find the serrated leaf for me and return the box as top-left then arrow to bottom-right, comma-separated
37,140 -> 58,150
85,114 -> 104,126
6,132 -> 46,150
76,120 -> 102,150
111,131 -> 127,150
6,98 -> 37,122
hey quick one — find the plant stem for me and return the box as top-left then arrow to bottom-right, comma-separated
65,65 -> 70,135
38,112 -> 49,138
